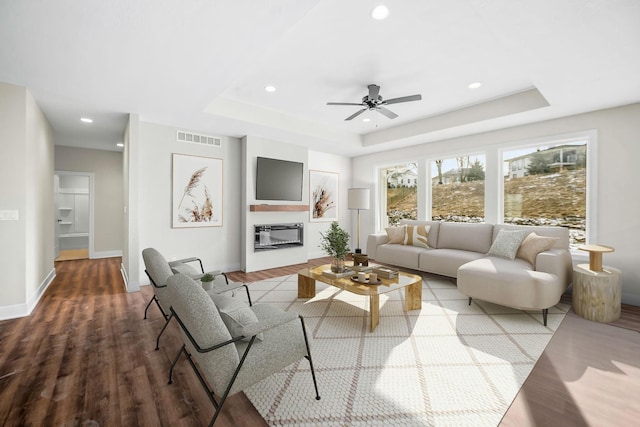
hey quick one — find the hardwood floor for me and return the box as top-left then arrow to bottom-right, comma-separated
0,257 -> 638,426
55,248 -> 89,261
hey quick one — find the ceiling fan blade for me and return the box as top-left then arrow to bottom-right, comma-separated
367,84 -> 380,102
377,107 -> 398,119
383,94 -> 422,105
327,102 -> 365,106
345,108 -> 367,121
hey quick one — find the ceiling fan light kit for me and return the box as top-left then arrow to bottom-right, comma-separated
327,84 -> 422,121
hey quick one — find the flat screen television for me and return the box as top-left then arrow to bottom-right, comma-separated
256,156 -> 304,201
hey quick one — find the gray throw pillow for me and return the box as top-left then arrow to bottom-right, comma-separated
487,229 -> 530,260
210,293 -> 263,341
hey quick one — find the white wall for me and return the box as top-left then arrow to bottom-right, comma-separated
0,83 -> 27,308
307,150 -> 352,259
242,136 -> 309,272
353,102 -> 640,305
0,82 -> 55,319
55,145 -> 124,256
135,121 -> 242,284
24,90 -> 55,303
122,113 -> 140,291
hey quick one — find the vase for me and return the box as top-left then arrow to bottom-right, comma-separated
201,280 -> 213,291
331,258 -> 345,273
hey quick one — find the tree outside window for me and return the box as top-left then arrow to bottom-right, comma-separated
431,155 -> 485,223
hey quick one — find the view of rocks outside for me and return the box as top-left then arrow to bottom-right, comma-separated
386,143 -> 587,249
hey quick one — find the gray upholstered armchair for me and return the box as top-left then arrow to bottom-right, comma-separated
166,273 -> 320,426
141,247 -> 252,350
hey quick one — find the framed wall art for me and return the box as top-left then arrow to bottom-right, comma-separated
172,153 -> 223,228
309,170 -> 338,222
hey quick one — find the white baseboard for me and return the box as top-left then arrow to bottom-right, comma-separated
0,268 -> 56,321
121,263 -> 140,292
92,250 -> 123,259
0,303 -> 28,321
120,262 -> 129,291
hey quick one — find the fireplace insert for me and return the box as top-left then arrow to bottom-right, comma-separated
254,223 -> 304,251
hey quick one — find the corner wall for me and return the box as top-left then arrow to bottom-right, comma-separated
0,82 -> 55,319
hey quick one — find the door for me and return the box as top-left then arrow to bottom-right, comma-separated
55,171 -> 94,259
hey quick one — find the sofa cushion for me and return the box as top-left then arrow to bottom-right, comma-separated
385,225 -> 406,244
487,229 -> 529,260
376,244 -> 426,269
419,249 -> 486,278
399,220 -> 440,248
436,222 -> 494,253
403,225 -> 430,248
210,293 -> 263,341
516,232 -> 558,267
493,224 -> 569,250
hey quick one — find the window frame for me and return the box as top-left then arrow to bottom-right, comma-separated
497,130 -> 597,256
426,151 -> 488,222
374,130 -> 597,260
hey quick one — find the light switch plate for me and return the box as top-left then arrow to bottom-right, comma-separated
0,210 -> 19,221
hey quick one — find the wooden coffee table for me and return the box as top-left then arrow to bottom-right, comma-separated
297,264 -> 422,332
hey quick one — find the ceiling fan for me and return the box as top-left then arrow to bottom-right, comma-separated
327,84 -> 422,121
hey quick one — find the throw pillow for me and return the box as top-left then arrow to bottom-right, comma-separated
385,225 -> 406,244
487,229 -> 530,260
516,232 -> 558,267
403,225 -> 431,248
210,293 -> 263,341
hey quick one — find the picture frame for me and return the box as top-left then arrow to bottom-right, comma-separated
309,170 -> 338,222
172,153 -> 223,228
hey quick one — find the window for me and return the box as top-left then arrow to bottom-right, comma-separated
431,155 -> 485,222
380,163 -> 418,226
503,141 -> 587,249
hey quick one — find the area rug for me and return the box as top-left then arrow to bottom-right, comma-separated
242,273 -> 569,426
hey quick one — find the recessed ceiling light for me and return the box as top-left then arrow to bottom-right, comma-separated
80,117 -> 93,123
116,143 -> 124,148
363,118 -> 371,122
468,82 -> 482,89
371,5 -> 389,20
264,85 -> 276,93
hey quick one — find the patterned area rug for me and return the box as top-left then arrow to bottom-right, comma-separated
242,273 -> 569,426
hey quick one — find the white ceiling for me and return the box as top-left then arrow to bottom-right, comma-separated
1,0 -> 639,157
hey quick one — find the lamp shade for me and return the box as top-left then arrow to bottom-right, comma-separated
348,188 -> 370,210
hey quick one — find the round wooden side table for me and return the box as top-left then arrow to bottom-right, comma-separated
572,245 -> 621,323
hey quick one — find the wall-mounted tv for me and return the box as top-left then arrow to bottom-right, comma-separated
256,156 -> 304,201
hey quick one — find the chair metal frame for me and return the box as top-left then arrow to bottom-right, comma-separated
143,257 -> 205,320
143,256 -> 253,350
168,307 -> 320,426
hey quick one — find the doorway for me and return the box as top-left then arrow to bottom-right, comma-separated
55,171 -> 94,261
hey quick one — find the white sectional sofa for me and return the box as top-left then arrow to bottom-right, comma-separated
366,220 -> 573,325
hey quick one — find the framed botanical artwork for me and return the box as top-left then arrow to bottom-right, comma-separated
309,170 -> 338,222
172,153 -> 223,228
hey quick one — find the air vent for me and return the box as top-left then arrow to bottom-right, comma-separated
177,131 -> 222,148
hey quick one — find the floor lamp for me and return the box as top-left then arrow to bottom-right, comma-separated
348,188 -> 370,254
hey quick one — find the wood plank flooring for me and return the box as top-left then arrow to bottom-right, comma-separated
55,249 -> 89,261
0,256 -> 638,426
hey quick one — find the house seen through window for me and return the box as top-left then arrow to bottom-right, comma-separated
503,141 -> 587,249
381,163 -> 418,226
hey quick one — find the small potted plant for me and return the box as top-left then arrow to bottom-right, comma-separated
319,221 -> 351,273
200,273 -> 215,290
